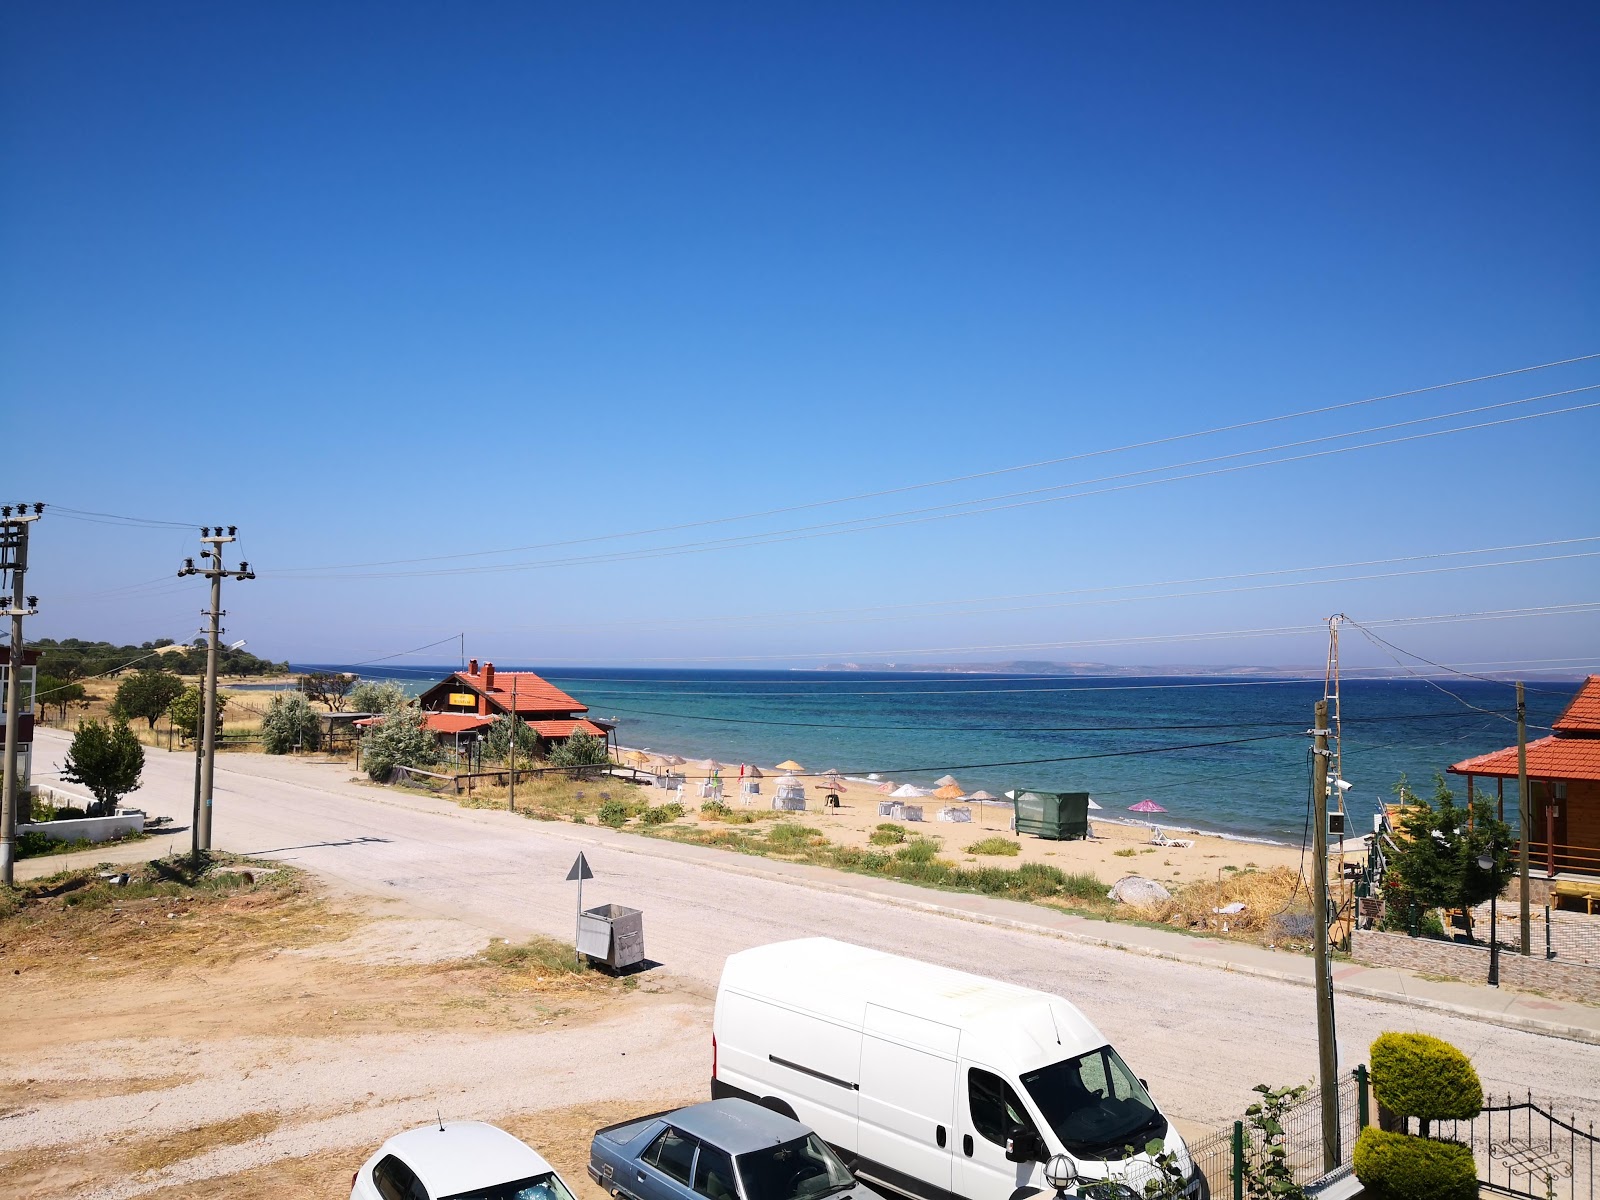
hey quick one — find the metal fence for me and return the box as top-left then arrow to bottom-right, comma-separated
1434,1093 -> 1598,1200
1110,1069 -> 1366,1198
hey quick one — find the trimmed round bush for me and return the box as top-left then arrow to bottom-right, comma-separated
1354,1127 -> 1477,1200
1371,1033 -> 1483,1124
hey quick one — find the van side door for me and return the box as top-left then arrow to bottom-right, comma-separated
854,1005 -> 958,1200
954,1065 -> 1046,1200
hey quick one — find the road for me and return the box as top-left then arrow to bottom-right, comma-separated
30,728 -> 1600,1127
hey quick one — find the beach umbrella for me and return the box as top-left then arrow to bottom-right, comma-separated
1128,799 -> 1167,813
621,750 -> 649,765
932,783 -> 964,801
967,790 -> 996,801
875,781 -> 896,794
1087,797 -> 1103,811
935,774 -> 961,788
775,760 -> 805,772
664,754 -> 686,766
891,783 -> 931,798
744,765 -> 764,779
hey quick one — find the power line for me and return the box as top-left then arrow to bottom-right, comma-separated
267,352 -> 1600,574
269,391 -> 1600,579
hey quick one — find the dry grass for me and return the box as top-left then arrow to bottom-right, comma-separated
0,855 -> 352,979
434,934 -> 637,996
123,1113 -> 282,1174
1150,866 -> 1304,939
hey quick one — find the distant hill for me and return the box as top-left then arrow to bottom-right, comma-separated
34,637 -> 290,681
812,659 -> 1589,680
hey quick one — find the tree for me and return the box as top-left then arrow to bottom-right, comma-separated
547,730 -> 609,768
300,671 -> 357,712
1355,1032 -> 1480,1200
61,719 -> 144,816
168,685 -> 228,741
111,668 -> 186,729
348,679 -> 409,715
1384,774 -> 1513,934
361,707 -> 441,781
483,713 -> 542,762
261,693 -> 323,754
35,675 -> 87,722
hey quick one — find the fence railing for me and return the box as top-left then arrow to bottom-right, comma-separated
1435,1093 -> 1597,1200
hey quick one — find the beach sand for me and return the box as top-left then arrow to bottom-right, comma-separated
629,757 -> 1310,888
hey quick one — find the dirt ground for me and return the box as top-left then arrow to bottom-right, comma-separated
0,861 -> 708,1200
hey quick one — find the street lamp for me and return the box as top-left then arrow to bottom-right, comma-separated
1043,1154 -> 1078,1200
1478,847 -> 1500,987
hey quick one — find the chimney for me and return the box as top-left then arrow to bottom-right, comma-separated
468,658 -> 478,676
483,662 -> 495,690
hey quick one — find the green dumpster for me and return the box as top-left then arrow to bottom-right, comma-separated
1012,790 -> 1090,840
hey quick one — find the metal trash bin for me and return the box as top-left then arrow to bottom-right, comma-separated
579,903 -> 645,970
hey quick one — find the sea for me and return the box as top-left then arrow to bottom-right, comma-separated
280,665 -> 1581,846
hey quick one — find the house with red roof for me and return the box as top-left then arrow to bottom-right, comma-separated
1449,675 -> 1600,884
415,659 -> 612,751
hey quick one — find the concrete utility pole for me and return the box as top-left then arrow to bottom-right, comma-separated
1516,681 -> 1530,956
178,527 -> 254,860
508,675 -> 519,812
1311,698 -> 1340,1173
1,503 -> 43,888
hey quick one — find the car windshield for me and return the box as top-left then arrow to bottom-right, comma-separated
735,1135 -> 855,1200
442,1170 -> 580,1200
1020,1046 -> 1165,1159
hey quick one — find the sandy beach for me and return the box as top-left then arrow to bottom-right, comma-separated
620,752 -> 1311,888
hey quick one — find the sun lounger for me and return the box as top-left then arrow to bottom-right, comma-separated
1149,825 -> 1193,849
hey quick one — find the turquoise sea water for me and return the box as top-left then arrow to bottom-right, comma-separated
290,664 -> 1579,843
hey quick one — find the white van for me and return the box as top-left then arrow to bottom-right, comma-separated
712,939 -> 1203,1200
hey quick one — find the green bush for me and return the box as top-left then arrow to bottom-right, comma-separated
49,806 -> 88,821
870,823 -> 908,845
262,693 -> 323,754
598,799 -> 632,827
769,823 -> 820,849
1057,871 -> 1108,902
895,837 -> 940,864
1353,1128 -> 1476,1200
966,836 -> 1020,856
1371,1033 -> 1482,1128
701,799 -> 731,817
639,802 -> 685,825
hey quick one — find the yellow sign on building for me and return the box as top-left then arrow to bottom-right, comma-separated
448,692 -> 476,708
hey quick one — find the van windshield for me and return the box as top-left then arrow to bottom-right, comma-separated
1020,1046 -> 1165,1159
735,1134 -> 855,1200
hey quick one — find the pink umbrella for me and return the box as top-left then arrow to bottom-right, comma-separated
1128,799 -> 1167,813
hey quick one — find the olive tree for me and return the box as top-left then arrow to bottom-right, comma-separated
348,679 -> 409,715
112,668 -> 186,729
361,707 -> 441,781
262,693 -> 323,754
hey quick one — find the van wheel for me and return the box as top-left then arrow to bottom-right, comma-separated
759,1097 -> 798,1120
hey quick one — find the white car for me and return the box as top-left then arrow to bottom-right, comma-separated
352,1121 -> 582,1200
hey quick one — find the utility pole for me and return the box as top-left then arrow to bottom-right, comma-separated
508,675 -> 519,812
1,503 -> 43,888
1516,681 -> 1530,956
1312,698 -> 1340,1173
177,527 -> 254,861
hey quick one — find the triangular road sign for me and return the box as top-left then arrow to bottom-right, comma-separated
566,851 -> 594,882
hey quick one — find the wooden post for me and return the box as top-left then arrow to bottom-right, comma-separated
1518,682 -> 1531,956
1312,700 -> 1340,1173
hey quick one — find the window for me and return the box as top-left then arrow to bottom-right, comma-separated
1021,1046 -> 1164,1159
644,1127 -> 698,1185
693,1145 -> 738,1200
735,1135 -> 854,1200
373,1155 -> 428,1200
442,1170 -> 581,1200
968,1067 -> 1038,1148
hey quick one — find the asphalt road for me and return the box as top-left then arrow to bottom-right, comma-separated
30,729 -> 1600,1127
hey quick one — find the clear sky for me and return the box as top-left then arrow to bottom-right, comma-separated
5,2 -> 1597,671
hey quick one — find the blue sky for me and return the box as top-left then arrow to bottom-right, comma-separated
4,2 -> 1597,670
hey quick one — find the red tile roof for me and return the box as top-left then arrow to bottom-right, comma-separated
423,713 -> 496,734
1449,735 -> 1600,783
451,667 -> 587,715
1553,675 -> 1600,734
529,718 -> 605,739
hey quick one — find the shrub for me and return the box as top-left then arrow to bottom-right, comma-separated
1114,847 -> 1137,858
262,693 -> 323,754
966,836 -> 1020,856
49,806 -> 88,821
1353,1128 -> 1476,1200
701,799 -> 731,818
61,718 -> 144,815
639,802 -> 685,825
548,730 -> 610,768
870,823 -> 908,846
895,837 -> 940,864
1370,1033 -> 1482,1130
347,679 -> 409,714
598,799 -> 632,827
362,707 -> 441,781
769,823 -> 820,849
1057,871 -> 1107,902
